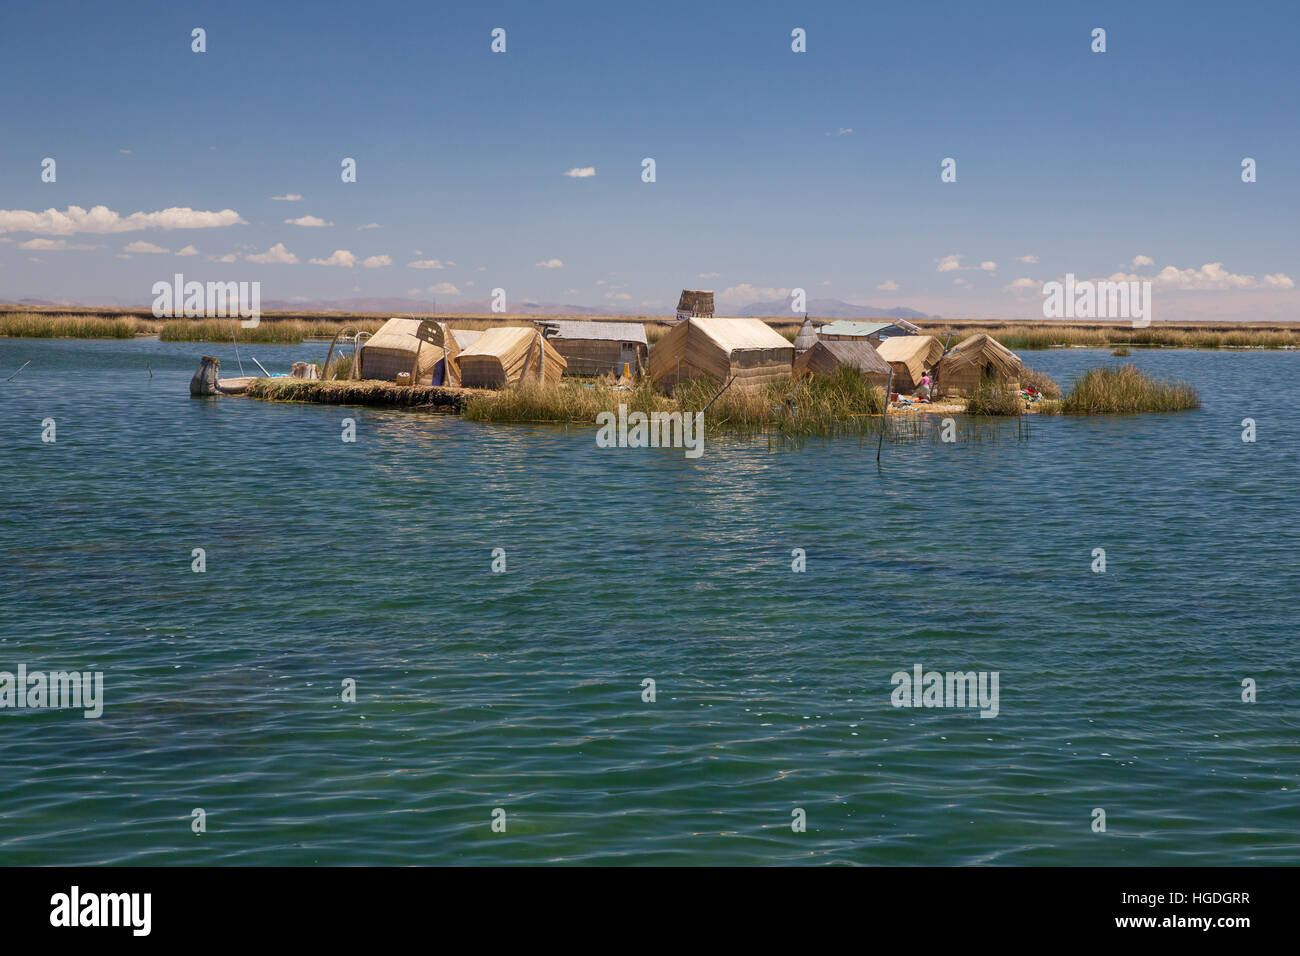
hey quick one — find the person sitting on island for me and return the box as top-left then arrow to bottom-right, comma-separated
916,372 -> 932,401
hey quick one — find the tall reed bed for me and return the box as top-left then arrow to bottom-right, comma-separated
1062,363 -> 1200,414
159,320 -> 307,343
0,312 -> 152,338
464,365 -> 885,437
929,324 -> 1300,350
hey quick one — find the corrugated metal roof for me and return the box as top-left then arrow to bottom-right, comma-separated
816,320 -> 897,338
537,320 -> 648,344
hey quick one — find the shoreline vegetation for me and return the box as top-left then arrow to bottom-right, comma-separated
2,307 -> 1300,350
245,363 -> 1194,434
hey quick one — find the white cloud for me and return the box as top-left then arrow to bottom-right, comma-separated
936,254 -> 963,272
606,292 -> 632,300
210,253 -> 238,263
836,127 -> 853,136
1151,262 -> 1292,290
1131,254 -> 1154,268
18,237 -> 99,251
1005,277 -> 1038,293
309,249 -> 357,268
427,282 -> 461,296
564,167 -> 596,178
876,279 -> 899,291
979,261 -> 997,272
176,244 -> 199,256
698,272 -> 720,279
1017,254 -> 1039,264
271,194 -> 303,201
718,283 -> 790,302
246,242 -> 298,264
0,204 -> 245,236
123,240 -> 168,254
362,254 -> 391,268
954,277 -> 972,288
1091,262 -> 1294,291
357,222 -> 381,230
535,258 -> 564,269
407,259 -> 446,270
406,288 -> 422,296
285,215 -> 332,227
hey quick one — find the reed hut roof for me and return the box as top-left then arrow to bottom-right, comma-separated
451,328 -> 482,350
792,317 -> 819,352
808,339 -> 891,374
689,316 -> 792,352
366,317 -> 425,352
940,333 -> 1023,379
875,334 -> 944,383
458,325 -> 566,386
537,320 -> 647,345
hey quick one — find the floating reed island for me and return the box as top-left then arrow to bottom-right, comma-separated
195,308 -> 1204,433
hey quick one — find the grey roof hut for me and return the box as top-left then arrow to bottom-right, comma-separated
792,316 -> 819,354
537,320 -> 649,376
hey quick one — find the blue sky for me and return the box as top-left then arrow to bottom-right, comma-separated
0,0 -> 1295,319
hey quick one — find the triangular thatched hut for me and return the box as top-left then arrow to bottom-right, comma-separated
874,334 -> 944,393
936,333 -> 1023,398
648,317 -> 793,393
458,326 -> 566,388
793,339 -> 891,387
792,316 -> 818,354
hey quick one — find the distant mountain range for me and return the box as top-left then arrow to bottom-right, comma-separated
1,294 -> 935,320
734,298 -> 933,320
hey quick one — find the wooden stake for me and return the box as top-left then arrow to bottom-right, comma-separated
877,367 -> 894,463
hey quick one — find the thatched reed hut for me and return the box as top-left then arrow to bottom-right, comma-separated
358,318 -> 482,385
675,289 -> 714,320
537,320 -> 648,376
936,333 -> 1024,398
360,318 -> 441,382
874,334 -> 945,393
793,339 -> 891,387
792,317 -> 819,354
458,326 -> 566,388
648,317 -> 793,393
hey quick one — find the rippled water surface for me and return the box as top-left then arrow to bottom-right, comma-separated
1,337 -> 1297,865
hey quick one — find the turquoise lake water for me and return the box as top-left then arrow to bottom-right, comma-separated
0,336 -> 1297,865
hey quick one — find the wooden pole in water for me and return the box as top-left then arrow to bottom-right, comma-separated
877,367 -> 894,462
